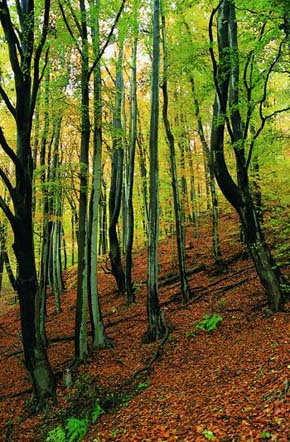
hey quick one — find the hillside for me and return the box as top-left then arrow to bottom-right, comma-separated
0,212 -> 289,442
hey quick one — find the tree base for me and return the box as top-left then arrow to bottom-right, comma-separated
142,315 -> 167,344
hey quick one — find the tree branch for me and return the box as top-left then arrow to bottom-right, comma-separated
246,37 -> 287,169
0,168 -> 15,201
66,0 -> 82,37
31,0 -> 51,117
0,84 -> 16,118
0,127 -> 22,171
208,0 -> 235,143
58,1 -> 82,55
88,0 -> 127,81
0,1 -> 23,81
0,196 -> 15,229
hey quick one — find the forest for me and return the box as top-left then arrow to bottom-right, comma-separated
0,0 -> 289,440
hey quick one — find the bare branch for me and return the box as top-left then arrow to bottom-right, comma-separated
0,195 -> 15,229
0,127 -> 20,169
0,168 -> 15,201
0,84 -> 16,118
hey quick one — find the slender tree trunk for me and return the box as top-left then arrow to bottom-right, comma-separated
161,6 -> 191,302
143,0 -> 166,342
74,0 -> 90,364
189,76 -> 223,268
137,121 -> 149,237
125,14 -> 138,304
88,0 -> 112,349
49,118 -> 65,313
109,45 -> 126,295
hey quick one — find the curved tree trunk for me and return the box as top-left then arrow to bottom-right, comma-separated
209,0 -> 286,312
88,0 -> 112,349
109,45 -> 126,295
161,6 -> 191,303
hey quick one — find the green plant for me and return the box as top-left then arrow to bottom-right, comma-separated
260,431 -> 272,439
132,281 -> 142,293
137,379 -> 150,390
65,417 -> 88,442
186,330 -> 196,339
46,426 -> 66,442
195,314 -> 223,332
203,429 -> 215,440
91,402 -> 104,423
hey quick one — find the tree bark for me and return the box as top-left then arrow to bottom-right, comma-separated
125,11 -> 138,304
143,0 -> 166,342
88,0 -> 112,349
161,6 -> 191,302
0,1 -> 56,407
209,0 -> 287,311
109,45 -> 126,295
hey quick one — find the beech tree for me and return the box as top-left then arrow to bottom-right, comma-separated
161,2 -> 191,302
0,0 -> 56,406
109,43 -> 126,295
144,0 -> 166,342
209,0 -> 290,311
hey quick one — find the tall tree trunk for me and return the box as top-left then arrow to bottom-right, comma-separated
190,76 -> 223,268
143,0 -> 166,342
137,118 -> 149,237
39,68 -> 51,346
49,118 -> 65,313
161,6 -> 191,302
109,45 -> 126,295
0,1 -> 56,407
125,11 -> 138,304
74,0 -> 90,364
88,0 -> 112,349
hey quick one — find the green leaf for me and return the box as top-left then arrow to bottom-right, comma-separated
202,429 -> 215,440
195,314 -> 223,332
46,426 -> 66,442
260,431 -> 272,439
92,402 -> 104,423
65,417 -> 88,442
137,379 -> 151,390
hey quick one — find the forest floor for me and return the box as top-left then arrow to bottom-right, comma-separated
0,210 -> 289,442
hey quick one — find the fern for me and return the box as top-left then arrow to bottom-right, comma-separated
91,402 -> 104,423
195,314 -> 223,332
65,417 -> 88,442
46,426 -> 66,442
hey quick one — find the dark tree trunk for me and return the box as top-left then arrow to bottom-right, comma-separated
125,18 -> 138,304
161,7 -> 191,302
109,45 -> 126,295
0,1 -> 56,407
209,0 -> 286,311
